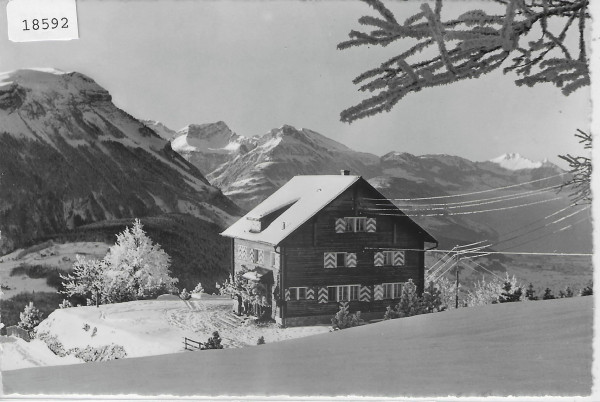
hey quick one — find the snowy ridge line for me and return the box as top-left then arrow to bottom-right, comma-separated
364,247 -> 592,257
372,184 -> 562,208
370,196 -> 562,217
364,173 -> 567,201
368,186 -> 561,212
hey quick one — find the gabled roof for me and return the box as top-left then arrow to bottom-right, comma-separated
221,175 -> 360,245
222,174 -> 438,246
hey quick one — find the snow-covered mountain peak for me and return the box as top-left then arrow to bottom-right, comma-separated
490,153 -> 544,170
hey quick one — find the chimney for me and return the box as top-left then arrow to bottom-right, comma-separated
340,169 -> 350,176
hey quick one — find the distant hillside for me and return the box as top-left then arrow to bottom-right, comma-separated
0,69 -> 240,255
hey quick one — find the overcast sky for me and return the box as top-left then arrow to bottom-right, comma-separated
0,0 -> 591,166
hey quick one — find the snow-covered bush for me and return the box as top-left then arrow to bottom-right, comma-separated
58,299 -> 73,309
466,273 -> 523,306
18,301 -> 43,338
331,305 -> 362,330
558,286 -> 574,298
192,282 -> 204,295
257,336 -> 265,345
179,288 -> 191,300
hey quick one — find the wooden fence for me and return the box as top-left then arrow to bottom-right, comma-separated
183,337 -> 203,351
6,326 -> 30,342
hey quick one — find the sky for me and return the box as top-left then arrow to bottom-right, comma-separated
0,0 -> 592,166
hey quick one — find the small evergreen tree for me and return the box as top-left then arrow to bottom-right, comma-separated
58,299 -> 73,309
205,331 -> 223,349
498,280 -> 523,303
331,305 -> 362,329
580,281 -> 593,296
421,281 -> 444,313
257,336 -> 265,345
525,283 -> 538,301
18,302 -> 44,338
396,279 -> 424,317
542,288 -> 555,300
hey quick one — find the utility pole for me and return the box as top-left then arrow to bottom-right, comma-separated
455,256 -> 460,309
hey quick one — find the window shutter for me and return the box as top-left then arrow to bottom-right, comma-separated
366,218 -> 376,232
237,245 -> 247,261
360,285 -> 372,302
306,287 -> 315,300
393,251 -> 405,266
257,250 -> 264,265
346,253 -> 357,267
335,218 -> 346,233
324,252 -> 336,269
374,252 -> 384,267
284,288 -> 291,301
318,287 -> 328,303
374,284 -> 384,300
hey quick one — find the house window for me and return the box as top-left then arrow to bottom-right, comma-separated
374,250 -> 405,267
251,249 -> 259,263
327,285 -> 360,302
269,252 -> 277,267
324,252 -> 357,268
383,283 -> 402,299
289,287 -> 307,301
345,217 -> 366,232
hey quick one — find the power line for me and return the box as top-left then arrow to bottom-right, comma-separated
375,184 -> 562,208
364,173 -> 567,201
364,246 -> 592,257
369,196 -> 563,217
492,206 -> 589,246
492,206 -> 590,249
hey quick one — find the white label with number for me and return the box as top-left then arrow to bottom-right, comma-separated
7,0 -> 79,42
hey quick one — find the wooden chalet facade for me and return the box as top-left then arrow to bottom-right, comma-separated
221,172 -> 437,326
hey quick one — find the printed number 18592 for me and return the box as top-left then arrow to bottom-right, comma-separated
22,18 -> 69,31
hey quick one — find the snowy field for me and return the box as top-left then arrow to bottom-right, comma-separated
1,295 -> 329,371
3,296 -> 592,397
0,242 -> 110,298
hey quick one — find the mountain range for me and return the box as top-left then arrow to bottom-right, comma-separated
0,68 -> 591,260
160,120 -> 590,254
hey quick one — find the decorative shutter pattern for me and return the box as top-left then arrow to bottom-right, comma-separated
360,285 -> 372,302
237,245 -> 248,261
339,301 -> 349,309
335,218 -> 346,233
273,253 -> 280,269
393,251 -> 405,266
306,287 -> 315,300
318,287 -> 328,303
346,253 -> 357,267
366,218 -> 376,232
324,252 -> 336,269
374,252 -> 384,267
284,288 -> 291,301
257,250 -> 264,265
374,284 -> 384,300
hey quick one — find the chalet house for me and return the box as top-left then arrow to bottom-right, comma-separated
221,171 -> 437,326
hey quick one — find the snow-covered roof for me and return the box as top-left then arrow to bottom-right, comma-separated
221,175 -> 360,245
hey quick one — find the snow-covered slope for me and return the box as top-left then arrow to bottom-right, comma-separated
489,152 -> 548,170
142,120 -> 178,141
0,69 -> 239,254
3,297 -> 592,396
